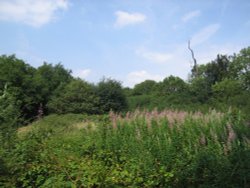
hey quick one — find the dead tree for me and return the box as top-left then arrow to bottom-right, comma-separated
188,40 -> 198,77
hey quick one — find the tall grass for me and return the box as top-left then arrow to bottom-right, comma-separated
92,109 -> 250,187
1,110 -> 250,187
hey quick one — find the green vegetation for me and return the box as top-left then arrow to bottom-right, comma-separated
0,47 -> 250,187
48,79 -> 99,114
1,111 -> 249,187
127,49 -> 250,116
0,47 -> 250,121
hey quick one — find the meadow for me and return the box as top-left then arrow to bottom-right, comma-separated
1,109 -> 249,187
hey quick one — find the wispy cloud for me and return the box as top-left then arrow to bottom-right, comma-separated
136,48 -> 173,64
0,0 -> 68,27
182,10 -> 201,22
73,69 -> 91,79
125,70 -> 164,87
114,10 -> 146,28
191,23 -> 220,46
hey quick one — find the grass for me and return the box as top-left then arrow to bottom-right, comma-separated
1,109 -> 250,187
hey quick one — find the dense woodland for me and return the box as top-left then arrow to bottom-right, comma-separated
0,47 -> 250,187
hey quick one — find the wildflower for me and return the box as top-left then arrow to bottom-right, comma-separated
109,110 -> 117,130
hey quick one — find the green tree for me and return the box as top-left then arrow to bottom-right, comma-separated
193,55 -> 231,85
0,84 -> 21,150
189,55 -> 231,104
212,79 -> 243,101
158,76 -> 188,95
48,79 -> 99,114
0,55 -> 37,121
152,76 -> 192,107
132,80 -> 157,95
208,55 -> 230,84
189,77 -> 211,103
34,62 -> 73,114
229,47 -> 250,90
96,78 -> 128,113
123,87 -> 133,97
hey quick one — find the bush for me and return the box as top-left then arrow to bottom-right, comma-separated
48,79 -> 99,114
96,78 -> 128,113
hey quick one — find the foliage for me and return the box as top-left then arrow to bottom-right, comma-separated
1,46 -> 250,187
1,110 -> 249,187
189,76 -> 212,103
0,84 -> 21,186
96,78 -> 128,113
0,84 -> 21,143
0,55 -> 37,120
1,46 -> 250,121
126,47 -> 250,117
0,56 -> 73,121
158,75 -> 189,96
34,62 -> 73,114
212,79 -> 243,100
229,47 -> 250,90
204,54 -> 231,84
132,80 -> 157,95
48,79 -> 99,114
127,95 -> 153,110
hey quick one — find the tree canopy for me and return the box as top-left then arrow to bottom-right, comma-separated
0,46 -> 250,125
96,78 -> 128,113
48,79 -> 99,114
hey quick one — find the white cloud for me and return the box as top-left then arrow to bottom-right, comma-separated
114,10 -> 146,28
136,48 -> 173,64
73,69 -> 91,79
191,23 -> 220,46
0,0 -> 68,27
182,10 -> 201,22
125,70 -> 164,87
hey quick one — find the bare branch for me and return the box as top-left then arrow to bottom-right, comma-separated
188,40 -> 198,77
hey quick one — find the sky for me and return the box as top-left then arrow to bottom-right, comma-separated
0,0 -> 250,87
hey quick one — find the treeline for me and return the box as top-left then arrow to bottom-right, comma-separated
126,47 -> 250,116
0,56 -> 127,130
0,46 -> 250,129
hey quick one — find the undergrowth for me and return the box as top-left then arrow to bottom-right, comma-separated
0,110 -> 249,187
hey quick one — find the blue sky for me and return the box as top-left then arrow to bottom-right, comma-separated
0,0 -> 250,87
